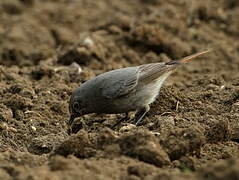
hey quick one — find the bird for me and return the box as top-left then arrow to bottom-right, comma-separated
68,50 -> 210,127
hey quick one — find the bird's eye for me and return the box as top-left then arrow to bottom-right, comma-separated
73,102 -> 80,111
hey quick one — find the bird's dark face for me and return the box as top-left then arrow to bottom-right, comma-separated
68,95 -> 85,126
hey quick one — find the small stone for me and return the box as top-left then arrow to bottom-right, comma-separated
220,85 -> 225,90
0,122 -> 8,130
119,124 -> 136,133
69,62 -> 82,74
31,126 -> 37,131
8,127 -> 17,133
152,132 -> 161,136
82,37 -> 94,47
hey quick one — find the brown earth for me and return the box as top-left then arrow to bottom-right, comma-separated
0,0 -> 239,179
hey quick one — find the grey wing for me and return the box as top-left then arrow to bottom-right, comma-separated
101,67 -> 139,99
138,62 -> 174,84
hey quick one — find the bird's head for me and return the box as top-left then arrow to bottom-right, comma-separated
68,93 -> 87,126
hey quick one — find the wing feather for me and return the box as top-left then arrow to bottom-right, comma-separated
138,63 -> 174,84
101,67 -> 139,99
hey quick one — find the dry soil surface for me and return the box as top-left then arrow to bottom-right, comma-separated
0,0 -> 239,180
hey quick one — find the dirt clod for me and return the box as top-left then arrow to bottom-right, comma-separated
1,0 -> 239,179
119,129 -> 170,166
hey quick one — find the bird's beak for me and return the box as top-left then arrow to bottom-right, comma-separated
68,114 -> 76,126
68,109 -> 85,126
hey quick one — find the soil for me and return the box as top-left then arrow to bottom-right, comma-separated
0,0 -> 239,179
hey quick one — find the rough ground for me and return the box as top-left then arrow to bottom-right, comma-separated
0,0 -> 239,179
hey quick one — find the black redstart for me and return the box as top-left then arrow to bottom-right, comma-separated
68,50 -> 210,127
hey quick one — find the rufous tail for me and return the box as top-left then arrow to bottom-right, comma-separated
178,49 -> 211,64
165,50 -> 211,65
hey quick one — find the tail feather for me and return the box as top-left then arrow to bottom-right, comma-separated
166,50 -> 211,65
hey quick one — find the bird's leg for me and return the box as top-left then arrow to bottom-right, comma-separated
111,112 -> 130,128
134,105 -> 150,126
